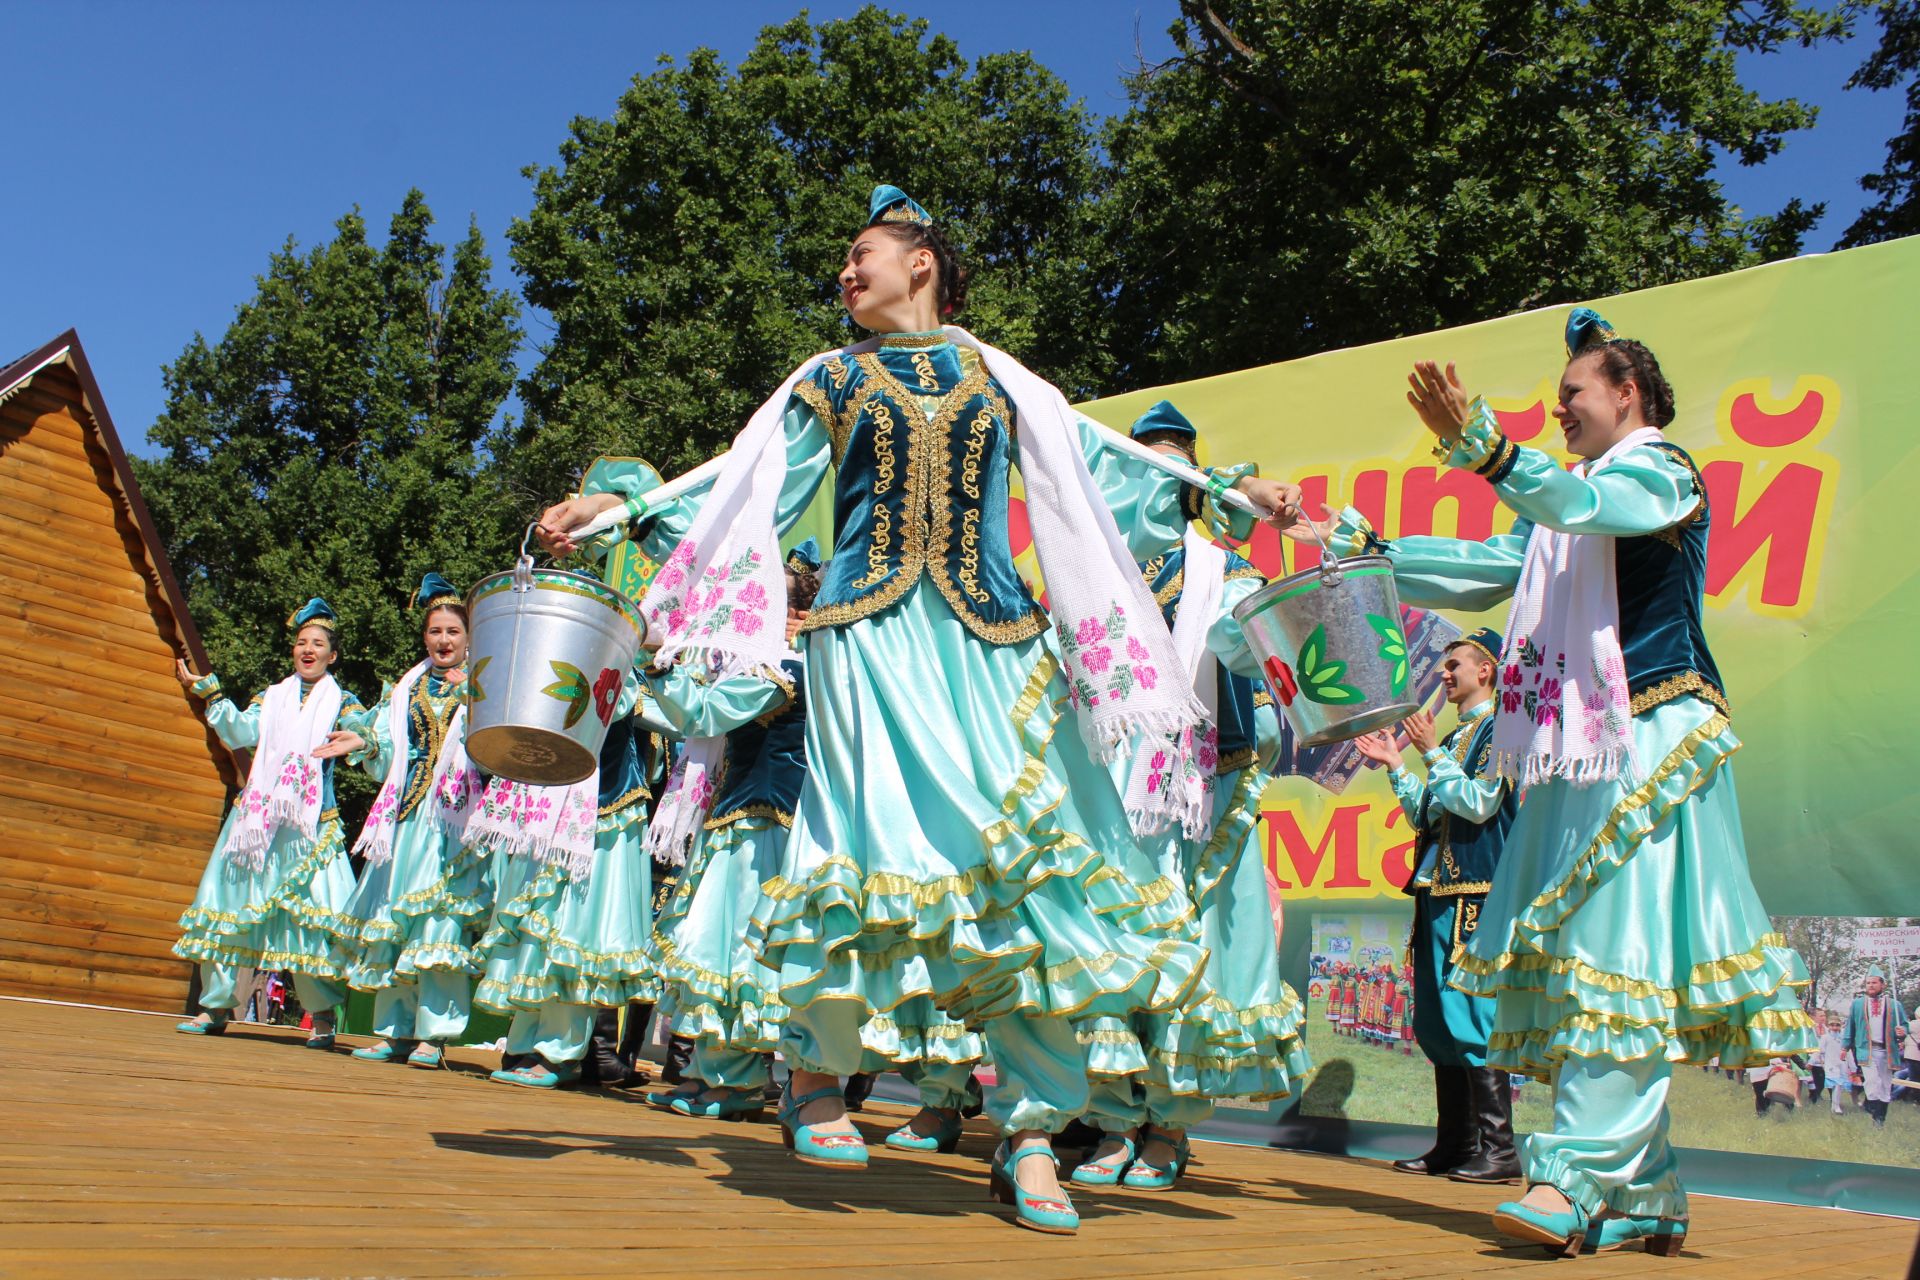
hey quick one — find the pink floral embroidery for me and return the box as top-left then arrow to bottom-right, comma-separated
1075,617 -> 1105,646
1136,666 -> 1158,691
732,611 -> 763,636
738,582 -> 767,608
1126,636 -> 1150,661
1080,644 -> 1112,675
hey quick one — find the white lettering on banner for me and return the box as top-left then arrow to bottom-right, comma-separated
1857,926 -> 1920,958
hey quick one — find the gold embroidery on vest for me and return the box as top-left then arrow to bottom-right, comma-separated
867,399 -> 898,494
958,509 -> 991,604
824,356 -> 850,390
853,502 -> 893,590
959,405 -> 990,500
911,351 -> 939,391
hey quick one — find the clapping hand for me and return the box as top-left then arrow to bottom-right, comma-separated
1351,730 -> 1402,769
1407,361 -> 1470,440
1402,711 -> 1438,755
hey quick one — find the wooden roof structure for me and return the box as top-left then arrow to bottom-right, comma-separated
0,329 -> 236,1013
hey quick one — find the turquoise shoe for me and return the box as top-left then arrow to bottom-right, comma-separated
489,1061 -> 579,1090
1493,1190 -> 1591,1257
1069,1133 -> 1137,1187
351,1040 -> 408,1063
778,1086 -> 869,1169
990,1141 -> 1079,1235
1585,1216 -> 1688,1256
672,1087 -> 767,1121
175,1014 -> 228,1036
304,1033 -> 336,1050
407,1041 -> 445,1070
648,1081 -> 706,1111
1121,1130 -> 1192,1191
884,1108 -> 964,1154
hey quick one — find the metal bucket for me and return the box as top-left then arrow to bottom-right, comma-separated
1232,553 -> 1420,748
464,557 -> 645,785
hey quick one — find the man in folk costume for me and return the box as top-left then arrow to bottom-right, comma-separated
1069,400 -> 1311,1192
1842,967 -> 1910,1127
1356,627 -> 1519,1181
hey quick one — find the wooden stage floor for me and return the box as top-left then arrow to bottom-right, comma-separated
0,998 -> 1910,1279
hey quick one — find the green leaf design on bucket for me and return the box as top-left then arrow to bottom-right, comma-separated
466,656 -> 491,706
541,660 -> 593,730
1365,614 -> 1410,696
1296,623 -> 1365,705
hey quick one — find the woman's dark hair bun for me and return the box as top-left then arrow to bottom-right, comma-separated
878,221 -> 969,319
1585,339 -> 1676,429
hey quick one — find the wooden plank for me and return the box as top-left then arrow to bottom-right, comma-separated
0,739 -> 229,804
0,938 -> 190,982
0,645 -> 205,707
0,791 -> 226,851
0,550 -> 158,613
0,768 -> 226,834
0,916 -> 187,962
0,568 -> 161,633
0,860 -> 206,912
0,689 -> 221,758
0,592 -> 188,654
0,456 -> 120,507
0,962 -> 184,1003
0,883 -> 197,936
0,494 -> 154,573
0,431 -> 112,488
0,471 -> 123,524
0,714 -> 232,797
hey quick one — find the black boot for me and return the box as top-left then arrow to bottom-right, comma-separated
661,1034 -> 696,1085
1450,1067 -> 1522,1184
1393,1064 -> 1475,1175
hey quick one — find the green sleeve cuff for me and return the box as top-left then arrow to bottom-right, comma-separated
1203,461 -> 1261,540
191,674 -> 221,698
1438,398 -> 1519,481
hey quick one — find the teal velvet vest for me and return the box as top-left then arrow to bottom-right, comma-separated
706,660 -> 805,830
1405,711 -> 1517,946
1142,545 -> 1271,774
596,712 -> 653,818
793,339 -> 1046,646
1614,442 -> 1728,717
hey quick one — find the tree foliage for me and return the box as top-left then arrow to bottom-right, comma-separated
133,191 -> 523,713
1842,0 -> 1920,246
1096,0 -> 1842,387
503,7 -> 1107,500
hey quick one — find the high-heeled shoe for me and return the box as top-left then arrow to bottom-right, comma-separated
1121,1129 -> 1191,1191
407,1041 -> 445,1070
778,1086 -> 869,1168
672,1087 -> 767,1121
175,1014 -> 228,1036
1069,1133 -> 1137,1187
884,1108 -> 963,1153
1493,1189 -> 1592,1257
989,1141 -> 1078,1235
1584,1215 -> 1687,1255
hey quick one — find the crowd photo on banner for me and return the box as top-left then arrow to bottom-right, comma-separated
16,1 -> 1919,1263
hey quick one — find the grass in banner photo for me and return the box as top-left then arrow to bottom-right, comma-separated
1298,910 -> 1920,1168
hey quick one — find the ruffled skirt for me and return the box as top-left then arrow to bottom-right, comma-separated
1451,697 -> 1814,1075
1081,768 -> 1312,1099
750,583 -> 1210,1034
174,809 -> 355,980
475,805 -> 658,1012
333,814 -> 492,990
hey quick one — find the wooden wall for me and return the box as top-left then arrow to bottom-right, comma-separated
0,363 -> 232,1012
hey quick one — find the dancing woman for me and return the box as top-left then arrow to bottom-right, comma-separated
317,573 -> 487,1070
1303,310 -> 1813,1255
1072,401 -> 1312,1192
537,185 -> 1298,1234
173,599 -> 365,1046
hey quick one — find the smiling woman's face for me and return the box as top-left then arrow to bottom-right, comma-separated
1553,350 -> 1636,460
291,625 -> 337,679
837,226 -> 935,332
422,608 -> 467,670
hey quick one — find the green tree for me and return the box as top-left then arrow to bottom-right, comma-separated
1098,0 -> 1843,387
1841,0 -> 1920,246
134,191 -> 522,735
503,6 -> 1107,500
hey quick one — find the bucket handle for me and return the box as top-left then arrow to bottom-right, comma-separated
513,524 -> 543,593
1302,513 -> 1342,584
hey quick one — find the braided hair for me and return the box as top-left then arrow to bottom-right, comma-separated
1576,338 -> 1677,429
875,221 -> 969,319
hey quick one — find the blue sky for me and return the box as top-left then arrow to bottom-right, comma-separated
0,2 -> 1904,452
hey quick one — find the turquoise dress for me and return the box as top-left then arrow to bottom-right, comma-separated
472,675 -> 661,1064
1331,413 -> 1814,1220
594,332 -> 1210,1134
174,674 -> 365,1018
1078,463 -> 1312,1128
333,668 -> 491,1045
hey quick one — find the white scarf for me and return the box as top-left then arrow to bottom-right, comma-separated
352,661 -> 478,865
637,325 -> 1202,780
1123,530 -> 1225,839
463,772 -> 601,880
641,736 -> 722,868
225,672 -> 344,870
1490,427 -> 1662,788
